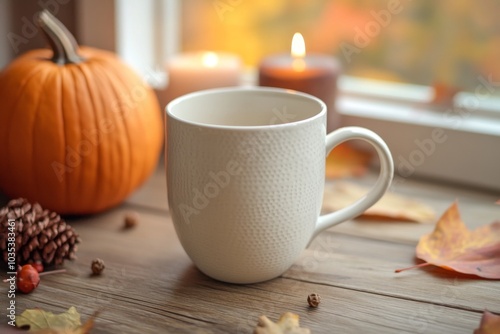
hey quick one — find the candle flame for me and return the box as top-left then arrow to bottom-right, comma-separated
202,52 -> 219,68
291,33 -> 306,71
291,33 -> 306,58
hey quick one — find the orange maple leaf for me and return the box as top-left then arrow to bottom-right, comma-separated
396,202 -> 500,279
325,143 -> 373,179
474,311 -> 500,334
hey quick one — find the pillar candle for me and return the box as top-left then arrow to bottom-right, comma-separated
164,51 -> 242,103
259,33 -> 340,131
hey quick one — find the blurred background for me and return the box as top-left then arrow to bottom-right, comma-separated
1,0 -> 500,95
183,0 -> 500,93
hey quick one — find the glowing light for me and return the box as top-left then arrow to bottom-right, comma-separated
291,33 -> 306,71
202,52 -> 219,68
291,33 -> 306,58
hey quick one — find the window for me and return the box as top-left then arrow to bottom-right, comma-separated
77,0 -> 179,82
183,0 -> 500,97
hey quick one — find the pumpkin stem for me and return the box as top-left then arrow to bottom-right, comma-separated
36,10 -> 83,65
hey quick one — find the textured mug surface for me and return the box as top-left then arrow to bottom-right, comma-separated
166,87 -> 393,284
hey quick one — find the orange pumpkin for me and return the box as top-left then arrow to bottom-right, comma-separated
0,11 -> 163,214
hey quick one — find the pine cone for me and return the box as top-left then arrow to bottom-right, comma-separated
0,198 -> 81,267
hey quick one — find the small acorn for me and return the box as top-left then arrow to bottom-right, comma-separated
124,211 -> 139,229
307,293 -> 321,308
91,258 -> 105,275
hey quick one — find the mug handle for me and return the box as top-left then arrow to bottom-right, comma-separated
311,126 -> 394,242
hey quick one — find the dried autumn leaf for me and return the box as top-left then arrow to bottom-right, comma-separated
33,315 -> 95,334
397,202 -> 500,278
323,182 -> 435,223
431,82 -> 459,106
254,312 -> 311,334
16,307 -> 95,333
474,310 -> 500,334
325,143 -> 373,179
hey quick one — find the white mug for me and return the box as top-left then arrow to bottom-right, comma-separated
166,87 -> 393,284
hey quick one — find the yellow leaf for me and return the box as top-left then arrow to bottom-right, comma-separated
254,312 -> 310,334
17,307 -> 81,332
323,181 -> 436,223
16,307 -> 96,334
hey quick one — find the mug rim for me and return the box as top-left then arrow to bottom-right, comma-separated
166,87 -> 327,130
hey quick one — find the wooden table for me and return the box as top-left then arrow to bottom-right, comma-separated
2,163 -> 499,333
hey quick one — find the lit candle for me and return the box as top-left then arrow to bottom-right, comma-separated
164,51 -> 242,103
258,33 -> 340,131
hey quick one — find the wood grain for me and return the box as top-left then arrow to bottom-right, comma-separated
1,165 -> 499,333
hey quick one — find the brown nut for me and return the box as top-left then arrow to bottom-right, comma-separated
124,211 -> 139,229
307,293 -> 321,308
91,258 -> 105,275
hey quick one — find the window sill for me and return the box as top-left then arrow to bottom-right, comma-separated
337,78 -> 500,192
